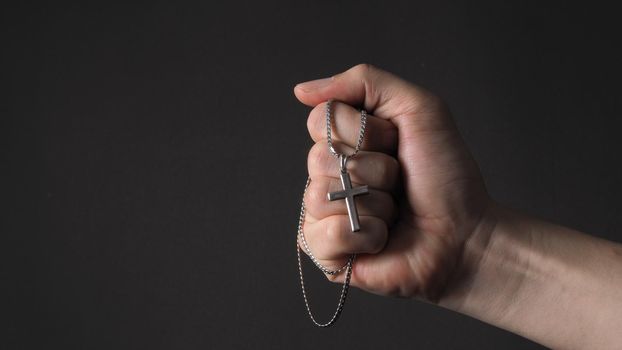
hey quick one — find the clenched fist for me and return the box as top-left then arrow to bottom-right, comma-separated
295,64 -> 490,301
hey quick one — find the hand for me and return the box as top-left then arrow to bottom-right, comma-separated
294,64 -> 491,301
295,64 -> 622,349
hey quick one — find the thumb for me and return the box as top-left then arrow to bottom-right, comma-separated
294,64 -> 444,127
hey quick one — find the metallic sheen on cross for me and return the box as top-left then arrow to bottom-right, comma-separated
327,171 -> 369,232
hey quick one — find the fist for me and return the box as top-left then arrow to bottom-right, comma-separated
295,64 -> 490,301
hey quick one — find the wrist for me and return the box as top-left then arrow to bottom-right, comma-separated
437,201 -> 526,322
437,202 -> 622,349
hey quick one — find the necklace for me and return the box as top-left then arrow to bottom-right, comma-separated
297,99 -> 368,327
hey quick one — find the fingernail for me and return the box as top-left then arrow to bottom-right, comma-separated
295,77 -> 333,92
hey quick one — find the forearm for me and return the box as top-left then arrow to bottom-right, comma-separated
440,202 -> 622,349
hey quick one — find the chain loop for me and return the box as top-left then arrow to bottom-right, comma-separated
297,177 -> 354,327
297,99 -> 369,327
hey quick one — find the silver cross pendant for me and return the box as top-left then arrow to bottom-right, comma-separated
327,166 -> 369,232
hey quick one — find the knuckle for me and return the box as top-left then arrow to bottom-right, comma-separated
325,217 -> 346,246
351,63 -> 376,76
370,154 -> 399,184
305,181 -> 327,214
365,219 -> 388,254
384,155 -> 400,180
335,63 -> 378,84
306,103 -> 326,139
370,160 -> 387,181
307,142 -> 326,169
371,230 -> 388,254
308,142 -> 332,175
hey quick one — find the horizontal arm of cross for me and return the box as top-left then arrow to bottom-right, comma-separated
327,185 -> 369,201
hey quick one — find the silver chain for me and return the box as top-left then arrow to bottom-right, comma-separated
326,99 -> 367,160
297,99 -> 368,327
297,177 -> 354,327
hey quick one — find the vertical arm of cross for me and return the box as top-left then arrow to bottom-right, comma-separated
327,171 -> 370,232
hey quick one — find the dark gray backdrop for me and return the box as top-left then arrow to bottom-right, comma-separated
4,1 -> 622,349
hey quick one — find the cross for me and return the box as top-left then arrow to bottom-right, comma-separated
327,171 -> 369,232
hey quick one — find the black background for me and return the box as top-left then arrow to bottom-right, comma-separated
4,1 -> 622,349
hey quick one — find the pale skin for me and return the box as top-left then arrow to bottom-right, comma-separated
295,64 -> 622,350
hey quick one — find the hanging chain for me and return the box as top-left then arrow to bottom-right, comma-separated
297,99 -> 368,327
297,177 -> 354,327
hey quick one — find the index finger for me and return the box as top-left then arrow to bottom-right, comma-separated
307,101 -> 398,154
294,63 -> 436,122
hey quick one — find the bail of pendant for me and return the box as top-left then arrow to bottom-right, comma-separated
339,154 -> 349,174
